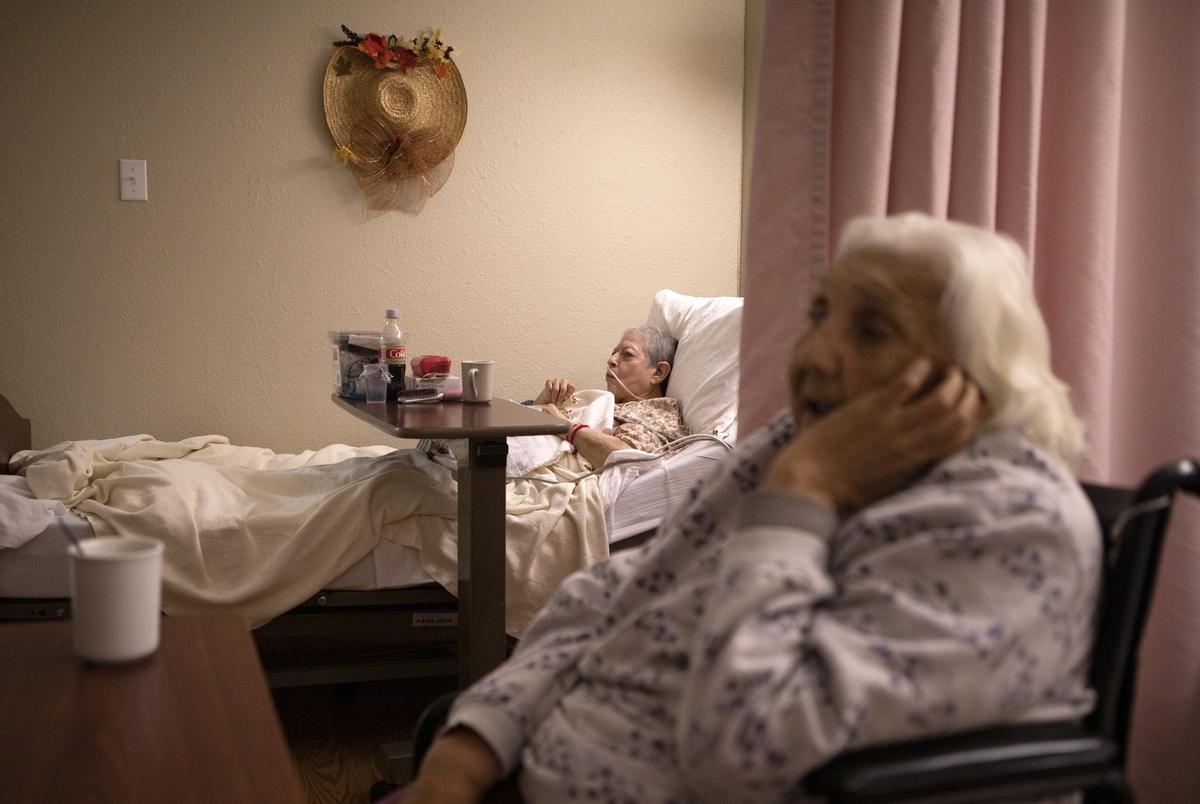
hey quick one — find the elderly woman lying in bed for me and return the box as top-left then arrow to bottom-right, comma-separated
530,325 -> 689,468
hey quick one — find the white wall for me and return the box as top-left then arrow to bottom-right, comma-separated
0,0 -> 745,451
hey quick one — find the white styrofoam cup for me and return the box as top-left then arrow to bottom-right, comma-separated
69,536 -> 164,663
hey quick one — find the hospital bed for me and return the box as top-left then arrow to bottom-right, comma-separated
0,290 -> 742,686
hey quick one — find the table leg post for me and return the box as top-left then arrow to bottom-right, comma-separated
457,437 -> 508,687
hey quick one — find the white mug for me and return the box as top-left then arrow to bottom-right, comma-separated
69,536 -> 164,663
461,359 -> 495,403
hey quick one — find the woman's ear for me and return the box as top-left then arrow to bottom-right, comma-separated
653,361 -> 671,383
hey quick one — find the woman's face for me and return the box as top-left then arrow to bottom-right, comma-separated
606,333 -> 663,403
789,251 -> 953,430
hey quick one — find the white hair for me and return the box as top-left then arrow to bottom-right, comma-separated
836,212 -> 1085,469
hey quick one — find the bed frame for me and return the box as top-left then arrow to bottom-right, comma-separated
0,393 -> 30,473
0,393 -> 655,687
0,393 -> 466,685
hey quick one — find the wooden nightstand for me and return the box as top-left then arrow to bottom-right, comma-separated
0,615 -> 302,802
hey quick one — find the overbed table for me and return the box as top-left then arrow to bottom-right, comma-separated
332,394 -> 569,685
0,615 -> 301,803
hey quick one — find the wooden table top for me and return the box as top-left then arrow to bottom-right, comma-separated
332,393 -> 570,440
0,616 -> 301,803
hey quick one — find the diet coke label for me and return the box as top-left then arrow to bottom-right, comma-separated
381,345 -> 407,362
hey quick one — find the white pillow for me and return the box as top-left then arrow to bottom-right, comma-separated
644,289 -> 743,440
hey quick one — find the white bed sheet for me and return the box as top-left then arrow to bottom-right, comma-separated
0,475 -> 93,597
0,439 -> 727,600
599,440 -> 732,542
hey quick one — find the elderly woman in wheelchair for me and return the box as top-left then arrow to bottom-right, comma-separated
404,213 -> 1102,804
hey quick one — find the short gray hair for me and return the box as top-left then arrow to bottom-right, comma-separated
837,213 -> 1085,469
624,325 -> 678,393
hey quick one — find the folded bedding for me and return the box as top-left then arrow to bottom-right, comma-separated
0,474 -> 69,548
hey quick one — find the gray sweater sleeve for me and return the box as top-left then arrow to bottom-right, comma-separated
736,490 -> 839,535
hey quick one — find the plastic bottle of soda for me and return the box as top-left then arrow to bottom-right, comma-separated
379,308 -> 407,400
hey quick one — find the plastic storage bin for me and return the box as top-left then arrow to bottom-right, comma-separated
329,331 -> 381,399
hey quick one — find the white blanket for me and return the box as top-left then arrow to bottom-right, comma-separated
395,449 -> 608,635
0,477 -> 68,548
505,389 -> 615,477
11,434 -> 608,634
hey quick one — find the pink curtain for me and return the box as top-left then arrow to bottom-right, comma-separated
740,1 -> 1200,800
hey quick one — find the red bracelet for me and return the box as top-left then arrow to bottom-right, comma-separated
567,423 -> 590,447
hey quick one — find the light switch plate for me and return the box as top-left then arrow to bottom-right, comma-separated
119,159 -> 148,201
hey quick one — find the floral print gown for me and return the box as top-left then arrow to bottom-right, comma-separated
446,412 -> 1101,803
608,398 -> 689,453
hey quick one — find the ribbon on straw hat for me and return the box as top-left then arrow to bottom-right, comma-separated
323,25 -> 467,214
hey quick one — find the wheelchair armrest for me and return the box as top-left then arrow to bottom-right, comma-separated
801,721 -> 1117,802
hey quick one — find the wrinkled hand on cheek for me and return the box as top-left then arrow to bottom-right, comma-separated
765,360 -> 986,514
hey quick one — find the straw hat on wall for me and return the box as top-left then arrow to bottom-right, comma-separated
323,29 -> 467,213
